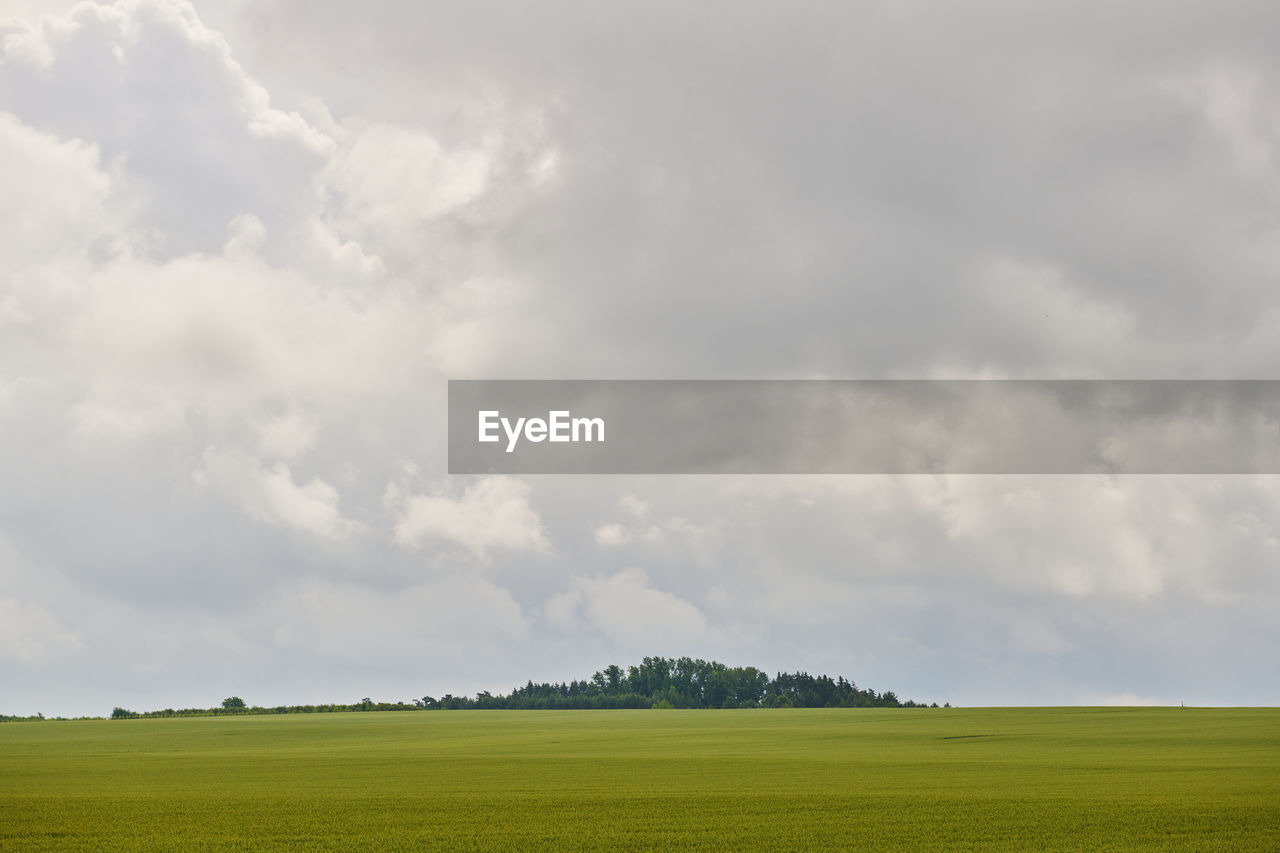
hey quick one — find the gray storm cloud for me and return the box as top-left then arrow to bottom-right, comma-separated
1,0 -> 1279,715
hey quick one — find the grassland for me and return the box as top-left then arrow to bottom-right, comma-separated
2,707 -> 1277,851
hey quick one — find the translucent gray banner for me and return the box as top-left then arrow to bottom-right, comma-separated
447,380 -> 1280,474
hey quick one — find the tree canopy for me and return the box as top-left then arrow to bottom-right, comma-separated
98,657 -> 941,720
413,656 -> 935,710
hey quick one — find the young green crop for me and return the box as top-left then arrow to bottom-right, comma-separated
2,707 -> 1277,850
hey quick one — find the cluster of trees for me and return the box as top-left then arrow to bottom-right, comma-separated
110,697 -> 419,719
98,657 -> 943,720
414,657 -> 942,710
2,713 -> 99,723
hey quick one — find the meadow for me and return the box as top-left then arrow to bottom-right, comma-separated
1,707 -> 1277,850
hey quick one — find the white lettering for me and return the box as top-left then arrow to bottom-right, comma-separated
480,410 -> 606,453
502,416 -> 526,453
478,411 -> 500,442
549,410 -> 570,442
573,416 -> 605,442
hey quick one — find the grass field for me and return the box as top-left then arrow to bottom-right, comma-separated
2,707 -> 1277,851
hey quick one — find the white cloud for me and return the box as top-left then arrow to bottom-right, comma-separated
57,251 -> 425,431
618,494 -> 650,519
254,408 -> 317,461
590,503 -> 714,554
331,122 -> 493,230
594,522 -> 665,547
3,0 -> 1280,713
545,567 -> 708,647
71,387 -> 186,441
196,447 -> 358,541
0,0 -> 332,255
594,523 -> 628,547
920,476 -> 1171,601
0,110 -> 130,271
391,476 -> 549,556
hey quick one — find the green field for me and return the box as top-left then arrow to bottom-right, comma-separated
2,707 -> 1277,851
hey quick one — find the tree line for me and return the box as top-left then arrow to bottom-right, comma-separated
97,656 -> 944,719
109,696 -> 419,719
416,657 -> 941,710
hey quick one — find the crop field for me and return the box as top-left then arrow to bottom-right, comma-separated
1,707 -> 1277,851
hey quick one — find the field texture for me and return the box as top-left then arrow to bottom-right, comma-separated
1,707 -> 1277,851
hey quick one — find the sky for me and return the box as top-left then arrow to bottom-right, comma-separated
2,0 -> 1279,716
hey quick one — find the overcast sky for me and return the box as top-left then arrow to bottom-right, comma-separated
3,0 -> 1280,716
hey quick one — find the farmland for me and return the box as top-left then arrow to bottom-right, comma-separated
2,707 -> 1277,850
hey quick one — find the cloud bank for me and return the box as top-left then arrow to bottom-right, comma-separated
2,0 -> 1279,714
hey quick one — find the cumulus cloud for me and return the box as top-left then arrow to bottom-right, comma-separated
330,122 -> 494,231
594,523 -> 660,547
195,447 -> 359,541
390,476 -> 550,556
593,494 -> 694,546
0,111 -> 130,270
254,407 -> 317,461
0,0 -> 332,255
545,567 -> 709,649
3,0 -> 1280,714
618,494 -> 649,519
